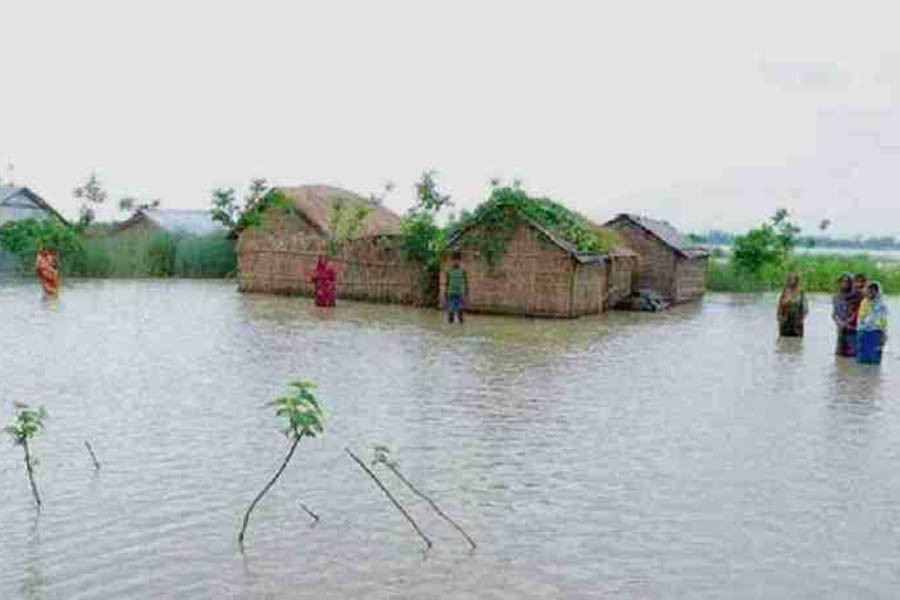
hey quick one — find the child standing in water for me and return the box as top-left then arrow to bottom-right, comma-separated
857,281 -> 888,364
445,253 -> 468,324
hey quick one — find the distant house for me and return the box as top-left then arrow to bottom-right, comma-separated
235,185 -> 429,305
604,213 -> 709,303
443,205 -> 637,318
1,186 -> 69,272
0,186 -> 68,226
111,208 -> 226,237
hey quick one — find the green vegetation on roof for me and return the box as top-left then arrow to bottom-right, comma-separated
451,187 -> 620,264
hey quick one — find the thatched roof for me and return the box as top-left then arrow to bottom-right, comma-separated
113,209 -> 225,236
606,213 -> 709,258
275,185 -> 402,238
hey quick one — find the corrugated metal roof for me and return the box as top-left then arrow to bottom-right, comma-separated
0,186 -> 19,202
609,213 -> 709,258
143,209 -> 224,235
0,186 -> 70,224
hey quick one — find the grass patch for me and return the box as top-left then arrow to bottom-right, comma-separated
65,233 -> 236,278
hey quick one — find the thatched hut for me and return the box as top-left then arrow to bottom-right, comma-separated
111,209 -> 225,238
442,189 -> 636,318
604,213 -> 709,303
236,185 -> 429,304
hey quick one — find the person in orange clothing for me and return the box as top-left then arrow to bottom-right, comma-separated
34,247 -> 60,296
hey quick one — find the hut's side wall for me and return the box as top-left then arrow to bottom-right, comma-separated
572,262 -> 607,315
607,221 -> 677,299
236,213 -> 427,305
607,255 -> 638,307
442,223 -> 588,317
674,256 -> 708,303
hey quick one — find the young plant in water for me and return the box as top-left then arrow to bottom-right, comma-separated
238,381 -> 324,552
3,403 -> 47,510
373,446 -> 476,550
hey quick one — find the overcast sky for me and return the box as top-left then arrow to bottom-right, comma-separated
2,1 -> 899,236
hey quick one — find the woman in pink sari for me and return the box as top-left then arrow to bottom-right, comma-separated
311,256 -> 336,307
34,248 -> 60,296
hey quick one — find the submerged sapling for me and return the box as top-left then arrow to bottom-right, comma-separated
238,381 -> 324,552
3,403 -> 47,510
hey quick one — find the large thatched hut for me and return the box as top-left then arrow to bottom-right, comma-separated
442,188 -> 636,318
604,213 -> 709,303
236,185 -> 429,304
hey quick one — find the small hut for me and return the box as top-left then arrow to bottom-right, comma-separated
442,189 -> 636,318
236,185 -> 429,304
604,213 -> 709,303
1,186 -> 69,272
111,208 -> 225,237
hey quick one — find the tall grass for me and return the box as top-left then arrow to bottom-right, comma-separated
65,232 -> 236,278
708,254 -> 900,293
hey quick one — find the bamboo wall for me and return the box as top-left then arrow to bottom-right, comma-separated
442,223 -> 607,318
607,254 -> 639,307
607,222 -> 678,298
236,215 -> 429,305
674,256 -> 708,303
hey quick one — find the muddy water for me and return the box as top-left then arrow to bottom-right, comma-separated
1,280 -> 899,599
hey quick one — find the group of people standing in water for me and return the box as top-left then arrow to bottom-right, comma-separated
777,272 -> 889,364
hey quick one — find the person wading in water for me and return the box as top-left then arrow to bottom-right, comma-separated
777,272 -> 808,337
833,273 -> 858,356
445,252 -> 468,324
34,246 -> 60,296
311,256 -> 336,307
857,281 -> 889,364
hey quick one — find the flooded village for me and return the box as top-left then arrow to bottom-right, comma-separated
5,3 -> 900,597
4,177 -> 900,599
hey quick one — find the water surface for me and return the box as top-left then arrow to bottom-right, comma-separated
1,280 -> 899,598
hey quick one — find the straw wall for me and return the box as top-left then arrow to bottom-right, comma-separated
607,221 -> 677,298
442,222 -> 605,317
607,254 -> 638,307
674,256 -> 708,303
236,214 -> 429,305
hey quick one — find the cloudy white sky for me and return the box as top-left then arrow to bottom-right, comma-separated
2,1 -> 899,235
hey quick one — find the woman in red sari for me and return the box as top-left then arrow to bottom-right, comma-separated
34,248 -> 61,296
311,256 -> 336,307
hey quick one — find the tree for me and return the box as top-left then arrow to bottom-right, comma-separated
73,173 -> 107,226
4,403 -> 47,510
210,187 -> 239,228
731,208 -> 800,277
237,381 -> 324,552
119,197 -> 160,213
208,178 -> 269,230
326,199 -> 372,257
0,218 -> 82,269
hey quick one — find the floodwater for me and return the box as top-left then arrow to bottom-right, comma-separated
1,280 -> 899,599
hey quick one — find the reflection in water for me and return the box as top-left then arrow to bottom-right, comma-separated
0,282 -> 899,599
22,519 -> 43,600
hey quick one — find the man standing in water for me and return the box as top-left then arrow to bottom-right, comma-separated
445,252 -> 468,324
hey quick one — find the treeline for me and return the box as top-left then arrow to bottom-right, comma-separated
706,209 -> 899,293
693,230 -> 900,251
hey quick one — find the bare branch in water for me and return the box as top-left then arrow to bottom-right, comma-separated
346,448 -> 432,551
